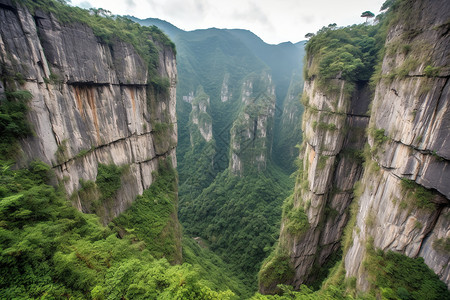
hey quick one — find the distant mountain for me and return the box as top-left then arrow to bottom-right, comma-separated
128,16 -> 183,38
132,16 -> 306,290
132,17 -> 305,170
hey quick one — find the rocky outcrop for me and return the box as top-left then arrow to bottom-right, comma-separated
189,88 -> 213,143
220,73 -> 232,102
0,2 -> 177,225
230,72 -> 276,175
261,1 -> 449,293
264,79 -> 370,292
345,0 -> 450,288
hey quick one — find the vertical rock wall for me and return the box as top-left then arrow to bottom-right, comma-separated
262,0 -> 450,293
279,79 -> 370,290
345,0 -> 450,288
0,2 -> 178,225
229,72 -> 276,175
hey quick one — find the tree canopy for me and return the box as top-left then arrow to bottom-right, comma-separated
361,11 -> 375,22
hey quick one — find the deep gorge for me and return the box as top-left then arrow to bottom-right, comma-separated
0,0 -> 449,299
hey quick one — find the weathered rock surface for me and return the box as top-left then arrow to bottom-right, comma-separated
260,0 -> 449,294
0,3 -> 177,224
282,79 -> 370,289
189,89 -> 213,142
229,72 -> 276,175
345,0 -> 450,288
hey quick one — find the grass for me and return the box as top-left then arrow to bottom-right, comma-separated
258,247 -> 295,295
55,139 -> 68,164
432,237 -> 450,254
369,127 -> 389,149
400,178 -> 435,210
363,241 -> 449,300
282,195 -> 310,236
317,155 -> 328,170
112,159 -> 181,263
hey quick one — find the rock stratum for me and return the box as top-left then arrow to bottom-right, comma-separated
0,0 -> 178,228
260,0 -> 449,294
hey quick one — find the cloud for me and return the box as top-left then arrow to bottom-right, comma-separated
300,14 -> 315,24
71,0 -> 387,44
78,1 -> 92,9
125,0 -> 136,8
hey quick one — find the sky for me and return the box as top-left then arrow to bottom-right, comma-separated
70,0 -> 387,45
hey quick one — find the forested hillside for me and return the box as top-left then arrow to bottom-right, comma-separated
134,17 -> 306,292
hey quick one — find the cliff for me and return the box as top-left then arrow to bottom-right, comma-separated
345,0 -> 450,289
260,0 -> 449,295
230,72 -> 276,175
0,0 -> 180,258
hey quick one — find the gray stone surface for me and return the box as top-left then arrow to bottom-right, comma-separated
229,72 -> 276,175
277,77 -> 370,288
0,3 -> 177,224
345,0 -> 450,288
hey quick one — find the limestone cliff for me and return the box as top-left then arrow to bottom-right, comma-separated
345,0 -> 450,289
260,0 -> 449,294
230,72 -> 276,175
0,0 -> 178,237
189,87 -> 213,143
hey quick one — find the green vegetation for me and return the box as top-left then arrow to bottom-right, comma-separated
69,163 -> 128,220
369,127 -> 389,148
364,241 -> 450,300
400,178 -> 435,210
282,195 -> 309,236
152,121 -> 174,146
113,159 -> 181,263
179,165 -> 293,289
0,159 -> 237,299
256,247 -> 450,300
0,90 -> 33,159
424,65 -> 440,77
178,88 -> 217,204
150,76 -> 171,94
433,237 -> 450,254
182,236 -> 251,298
304,22 -> 384,96
74,145 -> 96,159
258,248 -> 295,294
55,139 -> 69,164
96,163 -> 127,201
312,121 -> 337,131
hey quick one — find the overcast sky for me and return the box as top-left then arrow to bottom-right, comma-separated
70,0 -> 386,44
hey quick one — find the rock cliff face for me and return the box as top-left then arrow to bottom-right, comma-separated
0,1 -> 177,225
345,0 -> 450,289
189,88 -> 213,143
260,0 -> 449,293
259,78 -> 370,293
230,72 -> 276,175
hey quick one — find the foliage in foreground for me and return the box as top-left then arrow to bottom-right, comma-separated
113,160 -> 182,264
364,243 -> 450,300
0,159 -> 234,299
182,236 -> 252,299
0,90 -> 33,159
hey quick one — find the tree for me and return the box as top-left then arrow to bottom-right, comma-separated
305,33 -> 315,39
328,23 -> 337,29
361,11 -> 375,23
